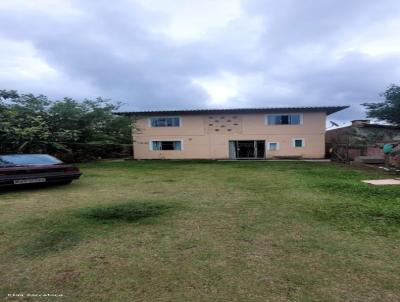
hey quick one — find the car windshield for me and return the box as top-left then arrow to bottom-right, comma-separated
0,154 -> 63,166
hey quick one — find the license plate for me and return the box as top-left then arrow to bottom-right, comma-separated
14,178 -> 46,184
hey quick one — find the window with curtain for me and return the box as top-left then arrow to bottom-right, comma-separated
151,141 -> 182,151
150,117 -> 180,127
266,114 -> 301,125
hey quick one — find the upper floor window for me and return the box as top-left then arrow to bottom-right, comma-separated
266,114 -> 301,125
150,117 -> 181,127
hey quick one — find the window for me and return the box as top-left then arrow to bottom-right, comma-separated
267,142 -> 279,151
150,117 -> 180,127
0,154 -> 62,166
293,138 -> 305,148
266,114 -> 301,125
151,140 -> 182,151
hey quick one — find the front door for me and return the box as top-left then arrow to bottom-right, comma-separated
237,141 -> 255,158
229,140 -> 265,159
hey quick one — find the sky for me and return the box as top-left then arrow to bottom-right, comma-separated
0,0 -> 400,124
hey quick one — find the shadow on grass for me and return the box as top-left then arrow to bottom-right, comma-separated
19,201 -> 176,257
23,228 -> 83,257
78,202 -> 172,223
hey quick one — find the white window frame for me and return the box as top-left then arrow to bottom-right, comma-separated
148,116 -> 182,128
292,138 -> 305,148
149,139 -> 184,151
267,142 -> 280,151
265,113 -> 303,125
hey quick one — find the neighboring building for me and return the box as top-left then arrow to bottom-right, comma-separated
117,106 -> 348,160
326,119 -> 400,161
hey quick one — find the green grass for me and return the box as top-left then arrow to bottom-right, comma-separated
1,160 -> 400,301
78,201 -> 173,223
17,201 -> 175,258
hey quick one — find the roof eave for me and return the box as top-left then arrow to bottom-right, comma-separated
114,106 -> 349,116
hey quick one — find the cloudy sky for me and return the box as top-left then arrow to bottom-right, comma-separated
1,0 -> 400,123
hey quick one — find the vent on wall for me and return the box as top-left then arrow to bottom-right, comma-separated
207,115 -> 241,134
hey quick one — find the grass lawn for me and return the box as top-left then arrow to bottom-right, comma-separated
1,160 -> 400,301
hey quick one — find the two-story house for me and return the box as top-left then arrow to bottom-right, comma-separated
117,106 -> 348,159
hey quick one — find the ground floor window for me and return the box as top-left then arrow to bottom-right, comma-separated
151,140 -> 182,151
293,138 -> 305,148
267,142 -> 279,151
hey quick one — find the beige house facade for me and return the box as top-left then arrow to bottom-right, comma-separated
118,106 -> 348,160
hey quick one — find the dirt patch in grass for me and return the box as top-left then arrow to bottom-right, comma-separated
53,269 -> 81,286
19,201 -> 175,257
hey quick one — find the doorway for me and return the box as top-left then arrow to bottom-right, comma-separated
229,140 -> 265,159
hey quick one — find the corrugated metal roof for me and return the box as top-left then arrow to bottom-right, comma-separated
327,123 -> 400,132
361,123 -> 400,129
115,106 -> 349,116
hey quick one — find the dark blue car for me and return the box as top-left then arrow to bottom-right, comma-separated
0,154 -> 82,187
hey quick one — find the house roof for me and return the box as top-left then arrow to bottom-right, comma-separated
327,123 -> 400,132
361,123 -> 400,130
115,106 -> 349,116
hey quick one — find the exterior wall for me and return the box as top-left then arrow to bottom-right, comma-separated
133,112 -> 326,159
326,124 -> 400,160
326,125 -> 400,144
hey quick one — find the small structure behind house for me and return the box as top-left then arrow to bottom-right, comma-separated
326,119 -> 400,166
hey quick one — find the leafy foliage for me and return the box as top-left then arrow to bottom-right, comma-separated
362,84 -> 400,125
0,90 -> 132,153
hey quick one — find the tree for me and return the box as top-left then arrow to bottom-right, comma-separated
0,90 -> 132,154
47,97 -> 131,144
1,91 -> 52,151
362,84 -> 400,125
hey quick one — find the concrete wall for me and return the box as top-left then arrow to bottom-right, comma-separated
326,124 -> 400,160
133,112 -> 326,159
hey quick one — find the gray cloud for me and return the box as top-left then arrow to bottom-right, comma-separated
0,0 -> 399,123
